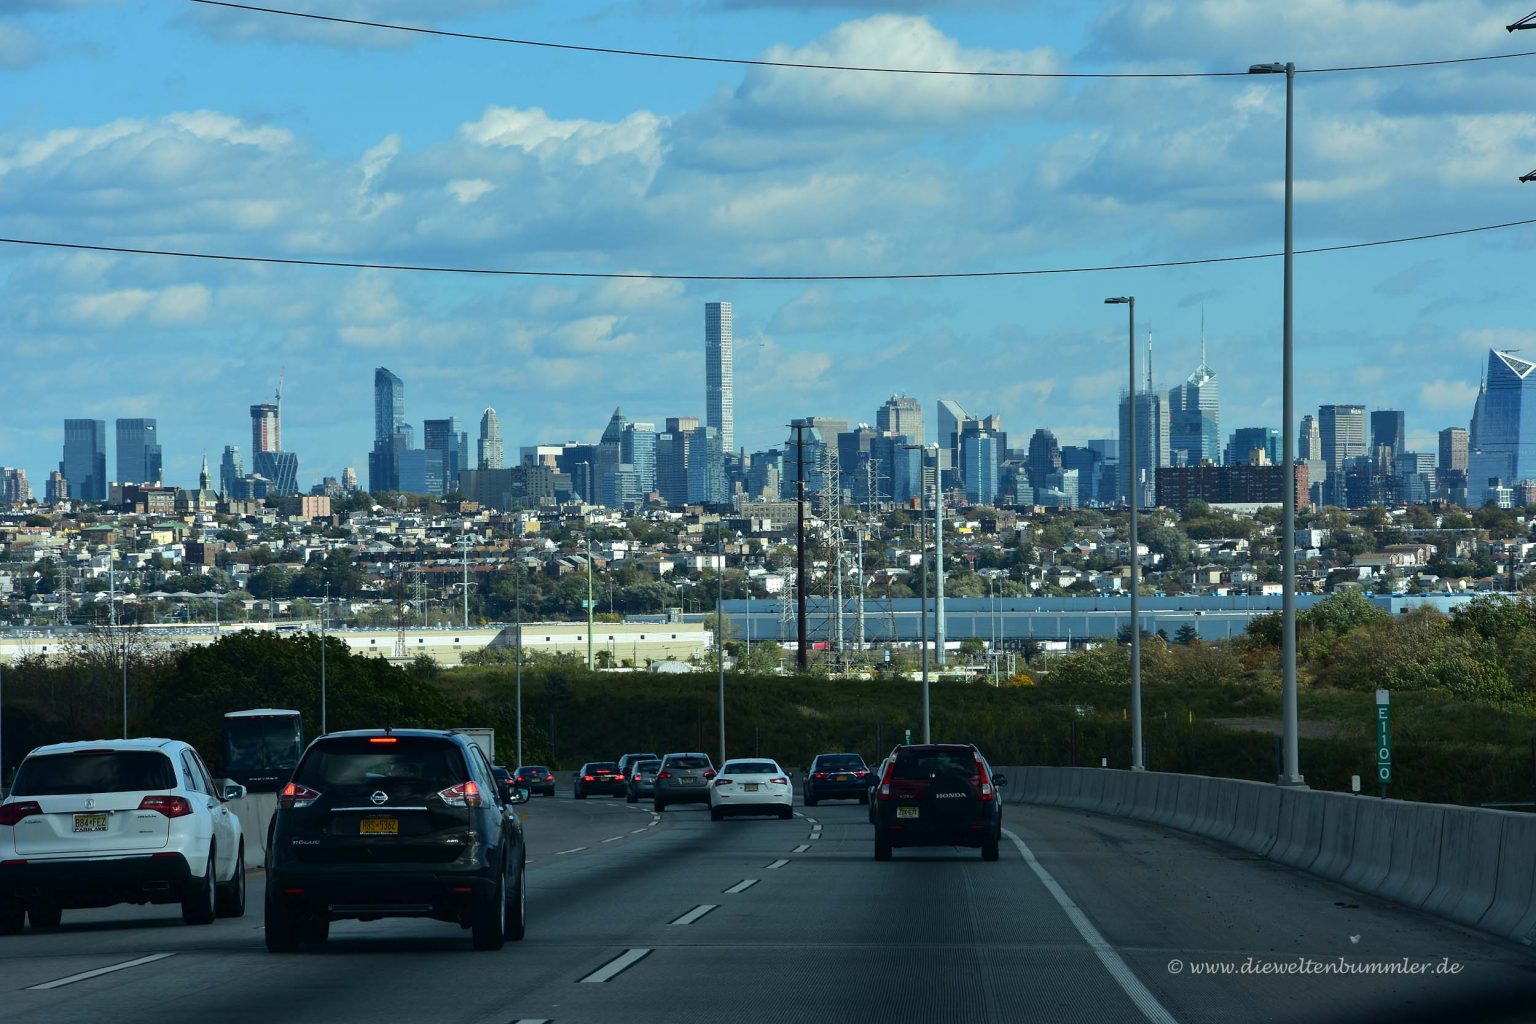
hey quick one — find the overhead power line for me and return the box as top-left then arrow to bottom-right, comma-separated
3,218 -> 1533,282
189,1 -> 1536,79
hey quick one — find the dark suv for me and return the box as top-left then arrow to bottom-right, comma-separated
804,752 -> 870,806
870,744 -> 1007,861
265,729 -> 529,952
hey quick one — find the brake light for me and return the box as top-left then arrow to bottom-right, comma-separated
368,737 -> 398,744
139,795 -> 194,818
976,758 -> 995,802
438,781 -> 483,807
714,778 -> 734,787
812,772 -> 827,779
854,770 -> 869,778
769,777 -> 788,785
615,774 -> 626,782
516,776 -> 526,783
583,774 -> 595,782
657,771 -> 672,779
279,782 -> 322,809
878,758 -> 895,800
704,769 -> 717,779
0,802 -> 41,827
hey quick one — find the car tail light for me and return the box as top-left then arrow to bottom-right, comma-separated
516,776 -> 526,783
714,777 -> 733,787
812,772 -> 828,779
368,737 -> 398,744
657,771 -> 672,779
279,782 -> 322,809
854,770 -> 869,778
583,774 -> 595,782
615,774 -> 626,782
878,759 -> 895,801
704,769 -> 717,779
139,795 -> 194,818
438,781 -> 483,807
0,802 -> 41,827
769,777 -> 789,785
976,758 -> 995,802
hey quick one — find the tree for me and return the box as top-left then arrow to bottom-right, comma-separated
1174,623 -> 1200,646
958,637 -> 987,659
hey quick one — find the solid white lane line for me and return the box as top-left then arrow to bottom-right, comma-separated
1003,829 -> 1180,1024
723,879 -> 759,894
670,904 -> 718,926
766,858 -> 790,869
28,953 -> 176,991
631,827 -> 648,834
579,948 -> 652,984
792,844 -> 810,853
603,835 -> 625,843
556,846 -> 588,855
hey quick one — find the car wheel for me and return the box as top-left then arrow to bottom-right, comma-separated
804,792 -> 818,807
504,858 -> 527,942
27,902 -> 61,931
472,870 -> 508,951
778,805 -> 794,820
574,788 -> 586,800
874,834 -> 892,861
653,799 -> 666,812
710,805 -> 724,822
0,905 -> 23,935
858,793 -> 870,805
299,915 -> 330,943
216,841 -> 246,918
981,837 -> 1000,861
182,842 -> 217,926
626,791 -> 637,804
264,889 -> 299,953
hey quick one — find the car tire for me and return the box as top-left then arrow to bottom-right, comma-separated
216,842 -> 246,918
778,806 -> 793,820
981,838 -> 1000,861
181,842 -> 217,926
0,905 -> 23,935
710,806 -> 724,821
653,799 -> 666,812
300,915 -> 330,943
874,834 -> 892,861
804,792 -> 818,807
858,793 -> 870,805
27,902 -> 61,931
574,789 -> 586,800
472,870 -> 508,951
626,792 -> 637,804
264,889 -> 299,953
504,858 -> 527,942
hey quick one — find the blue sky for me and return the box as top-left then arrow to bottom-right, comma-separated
3,0 -> 1535,490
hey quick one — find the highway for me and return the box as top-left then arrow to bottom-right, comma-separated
4,789 -> 1536,1024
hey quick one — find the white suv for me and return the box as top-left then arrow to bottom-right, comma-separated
0,738 -> 248,933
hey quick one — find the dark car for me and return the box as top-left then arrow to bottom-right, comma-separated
871,744 -> 1007,862
804,752 -> 870,806
491,765 -> 515,803
515,765 -> 555,797
653,752 -> 716,811
616,752 -> 660,782
573,762 -> 624,799
625,759 -> 661,803
265,729 -> 529,952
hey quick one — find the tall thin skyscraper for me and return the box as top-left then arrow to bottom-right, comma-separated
61,419 -> 107,501
115,419 -> 162,485
705,302 -> 734,453
1168,333 -> 1220,465
250,403 -> 280,455
369,367 -> 408,493
424,417 -> 469,491
1298,415 -> 1322,462
1467,349 -> 1536,504
477,408 -> 504,470
1438,426 -> 1468,475
1118,390 -> 1169,506
220,445 -> 243,496
1370,410 -> 1406,457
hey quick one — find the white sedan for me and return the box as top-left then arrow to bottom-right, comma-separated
709,759 -> 794,821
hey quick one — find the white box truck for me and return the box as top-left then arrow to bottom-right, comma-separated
457,727 -> 496,765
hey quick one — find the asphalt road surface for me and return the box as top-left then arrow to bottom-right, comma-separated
5,790 -> 1536,1024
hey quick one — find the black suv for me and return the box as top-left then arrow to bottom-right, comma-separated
870,744 -> 1007,861
804,752 -> 870,806
265,729 -> 529,952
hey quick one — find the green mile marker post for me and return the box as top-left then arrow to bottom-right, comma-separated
1375,689 -> 1391,798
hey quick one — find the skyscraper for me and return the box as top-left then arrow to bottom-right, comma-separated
1025,428 -> 1061,490
1467,349 -> 1536,505
61,419 -> 106,501
477,408 -> 504,470
220,445 -> 243,497
623,422 -> 658,497
369,367 -> 408,493
960,431 -> 999,504
1168,339 -> 1220,466
1298,415 -> 1322,461
876,394 -> 923,443
686,425 -> 727,505
1370,410 -> 1406,458
1118,391 -> 1169,506
115,418 -> 162,485
424,417 -> 469,492
1318,405 -> 1367,471
936,399 -> 967,472
250,403 -> 280,455
705,302 -> 734,453
1438,426 -> 1469,474
1225,427 -> 1281,467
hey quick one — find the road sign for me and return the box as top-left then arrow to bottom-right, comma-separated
1375,689 -> 1391,789
904,728 -> 912,745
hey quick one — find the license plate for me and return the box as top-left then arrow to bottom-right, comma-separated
73,813 -> 108,833
744,783 -> 760,792
359,817 -> 399,835
836,774 -> 850,781
680,776 -> 697,785
897,806 -> 919,819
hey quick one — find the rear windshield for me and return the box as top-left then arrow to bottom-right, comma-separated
13,751 -> 177,796
518,765 -> 549,773
666,756 -> 711,770
724,762 -> 780,774
816,755 -> 867,770
623,754 -> 659,762
892,750 -> 976,781
586,762 -> 619,772
634,760 -> 661,772
294,738 -> 466,791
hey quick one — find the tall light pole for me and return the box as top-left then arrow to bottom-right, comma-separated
514,558 -> 523,770
459,532 -> 471,629
320,582 -> 329,734
717,529 -> 726,766
1250,60 -> 1304,787
905,443 -> 932,744
933,443 -> 946,668
1105,295 -> 1144,772
585,529 -> 594,671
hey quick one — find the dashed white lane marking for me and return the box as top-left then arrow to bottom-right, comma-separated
556,846 -> 588,855
723,879 -> 759,895
1003,828 -> 1180,1024
792,844 -> 810,853
602,835 -> 624,843
765,858 -> 790,869
28,953 -> 175,990
808,834 -> 821,841
631,827 -> 648,834
669,904 -> 718,926
579,948 -> 652,983
510,1018 -> 552,1023
810,823 -> 822,831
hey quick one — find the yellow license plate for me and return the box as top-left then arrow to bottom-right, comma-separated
837,774 -> 850,781
359,817 -> 398,835
73,813 -> 108,832
896,806 -> 919,819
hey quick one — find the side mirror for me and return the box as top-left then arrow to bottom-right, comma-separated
992,773 -> 1008,788
507,786 -> 530,805
221,781 -> 248,802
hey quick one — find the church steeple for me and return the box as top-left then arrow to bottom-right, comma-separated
199,453 -> 211,492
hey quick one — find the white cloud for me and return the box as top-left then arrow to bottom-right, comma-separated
447,178 -> 493,204
0,23 -> 42,69
1418,378 -> 1478,411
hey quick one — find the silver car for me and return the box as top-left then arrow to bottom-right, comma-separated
626,759 -> 662,803
652,752 -> 716,811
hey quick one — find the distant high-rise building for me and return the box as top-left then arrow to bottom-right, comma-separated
1118,390 -> 1169,506
936,399 -> 967,473
686,425 -> 727,505
877,394 -> 923,443
623,422 -> 657,497
342,466 -> 358,492
253,451 -> 299,494
1371,410 -> 1406,458
0,468 -> 30,505
705,302 -> 734,453
250,403 -> 280,455
1298,415 -> 1322,461
45,470 -> 67,504
397,448 -> 445,496
424,417 -> 469,492
1225,427 -> 1281,467
115,418 -> 162,485
369,367 -> 408,493
220,445 -> 243,497
1318,405 -> 1367,471
61,419 -> 107,501
1025,429 -> 1062,490
961,432 -> 1000,504
1467,349 -> 1536,505
1168,338 -> 1220,466
1439,426 -> 1469,474
477,408 -> 504,470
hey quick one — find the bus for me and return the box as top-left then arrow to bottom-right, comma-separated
223,709 -> 304,791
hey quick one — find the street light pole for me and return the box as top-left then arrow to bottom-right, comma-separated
1251,59 -> 1305,787
321,582 -> 329,734
1106,295 -> 1143,771
585,529 -> 594,671
460,533 -> 470,629
934,444 -> 946,668
514,559 -> 523,770
905,443 -> 932,744
717,529 -> 726,766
